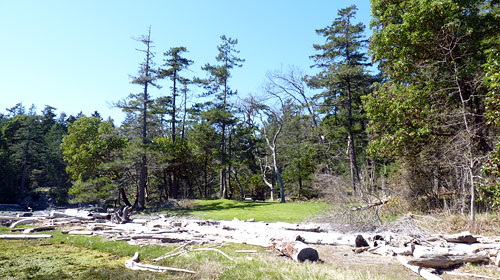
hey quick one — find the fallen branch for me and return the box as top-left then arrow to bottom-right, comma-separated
347,199 -> 389,213
10,218 -> 40,229
125,252 -> 195,274
153,241 -> 195,262
397,255 -> 442,280
193,248 -> 234,261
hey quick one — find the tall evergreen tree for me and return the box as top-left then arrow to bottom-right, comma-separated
159,46 -> 193,144
156,47 -> 193,199
116,27 -> 158,209
197,35 -> 244,198
307,5 -> 372,193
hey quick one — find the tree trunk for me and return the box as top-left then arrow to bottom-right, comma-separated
271,239 -> 319,262
203,156 -> 209,199
137,28 -> 152,210
298,163 -> 302,199
276,170 -> 285,203
232,168 -> 245,200
120,188 -> 132,207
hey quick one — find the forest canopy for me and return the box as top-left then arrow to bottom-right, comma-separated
1,1 -> 499,219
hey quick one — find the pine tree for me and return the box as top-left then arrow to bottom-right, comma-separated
115,27 -> 158,209
197,35 -> 244,198
307,5 -> 371,193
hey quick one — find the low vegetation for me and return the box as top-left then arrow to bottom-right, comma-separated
159,199 -> 331,223
0,229 -> 418,280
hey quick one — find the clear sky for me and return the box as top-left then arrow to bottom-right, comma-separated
0,0 -> 373,124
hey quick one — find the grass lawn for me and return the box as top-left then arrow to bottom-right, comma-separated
161,199 -> 331,223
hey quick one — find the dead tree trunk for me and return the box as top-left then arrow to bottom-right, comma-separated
271,238 -> 319,262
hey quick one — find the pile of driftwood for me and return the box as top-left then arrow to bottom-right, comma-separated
2,209 -> 500,278
0,209 -> 323,264
352,231 -> 500,279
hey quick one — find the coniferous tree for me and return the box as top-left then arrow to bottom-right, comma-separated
307,5 -> 372,193
157,46 -> 193,199
116,27 -> 158,209
197,35 -> 244,198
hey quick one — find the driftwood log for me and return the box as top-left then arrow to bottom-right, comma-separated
271,238 -> 319,262
10,218 -> 40,229
125,251 -> 195,274
441,231 -> 478,244
0,234 -> 52,239
397,255 -> 442,280
407,253 -> 490,269
111,206 -> 132,224
23,226 -> 57,233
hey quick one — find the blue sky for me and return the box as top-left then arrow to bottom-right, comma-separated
0,1 -> 373,124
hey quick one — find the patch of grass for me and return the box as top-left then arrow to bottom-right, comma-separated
0,239 -> 129,279
46,231 -> 173,260
162,199 -> 331,223
416,211 -> 500,235
0,224 -> 37,232
0,231 -> 422,279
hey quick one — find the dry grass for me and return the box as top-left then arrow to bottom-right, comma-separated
414,211 -> 500,236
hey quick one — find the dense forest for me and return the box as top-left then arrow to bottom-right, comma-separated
1,1 -> 499,220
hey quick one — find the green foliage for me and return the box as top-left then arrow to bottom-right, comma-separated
307,5 -> 373,189
0,104 -> 72,205
61,116 -> 127,203
484,50 -> 500,127
366,0 -> 499,208
480,50 -> 500,209
364,83 -> 436,159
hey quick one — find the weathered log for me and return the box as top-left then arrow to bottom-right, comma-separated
368,245 -> 395,256
271,238 -> 319,262
125,252 -> 195,274
0,234 -> 52,239
408,253 -> 490,269
355,235 -> 369,247
285,226 -> 324,233
68,230 -> 94,235
112,206 -> 133,224
0,216 -> 26,221
92,213 -> 111,219
441,231 -> 478,244
397,255 -> 442,280
23,226 -> 57,233
393,244 -> 414,256
10,218 -> 40,229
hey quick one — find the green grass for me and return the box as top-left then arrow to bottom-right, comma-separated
0,232 -> 417,280
161,199 -> 331,223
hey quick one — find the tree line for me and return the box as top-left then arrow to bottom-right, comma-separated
1,1 -> 499,218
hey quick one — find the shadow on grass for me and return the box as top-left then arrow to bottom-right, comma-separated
169,200 -> 274,216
